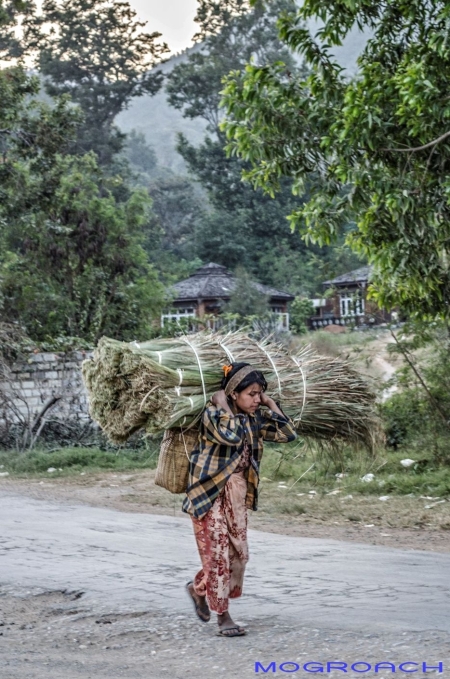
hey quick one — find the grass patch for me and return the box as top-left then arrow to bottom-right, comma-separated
2,437 -> 449,499
0,444 -> 160,477
260,441 -> 450,498
298,328 -> 385,358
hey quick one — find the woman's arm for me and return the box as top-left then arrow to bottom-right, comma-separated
259,392 -> 298,443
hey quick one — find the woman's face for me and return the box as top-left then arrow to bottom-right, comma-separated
233,382 -> 262,414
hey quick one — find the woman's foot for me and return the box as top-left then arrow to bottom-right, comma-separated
217,611 -> 246,637
186,582 -> 210,622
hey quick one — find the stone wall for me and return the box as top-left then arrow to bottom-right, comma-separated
0,350 -> 92,426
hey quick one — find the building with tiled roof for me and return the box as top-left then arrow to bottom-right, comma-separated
322,265 -> 373,287
310,265 -> 391,329
162,263 -> 294,330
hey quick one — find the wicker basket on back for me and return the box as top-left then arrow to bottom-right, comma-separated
154,427 -> 200,494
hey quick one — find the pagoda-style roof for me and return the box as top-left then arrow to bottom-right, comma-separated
171,263 -> 294,303
323,265 -> 372,287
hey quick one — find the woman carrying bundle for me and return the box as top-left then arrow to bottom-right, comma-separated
183,362 -> 297,637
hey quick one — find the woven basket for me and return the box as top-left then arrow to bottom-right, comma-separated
154,427 -> 199,494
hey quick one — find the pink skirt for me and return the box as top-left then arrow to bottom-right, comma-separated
191,471 -> 249,614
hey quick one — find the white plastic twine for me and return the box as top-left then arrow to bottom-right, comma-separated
292,356 -> 307,421
174,368 -> 184,397
257,343 -> 282,397
219,338 -> 235,363
182,337 -> 207,407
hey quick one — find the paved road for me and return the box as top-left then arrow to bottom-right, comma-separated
1,491 -> 449,635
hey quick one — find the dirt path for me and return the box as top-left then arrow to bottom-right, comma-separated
1,490 -> 449,679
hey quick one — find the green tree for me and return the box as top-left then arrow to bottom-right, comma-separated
166,0 -> 359,293
1,152 -> 166,342
0,0 -> 30,58
225,267 -> 268,319
290,297 -> 314,335
381,322 -> 450,462
24,0 -> 169,164
166,1 -> 313,287
167,0 -> 297,129
124,129 -> 158,181
222,0 -> 450,321
0,63 -> 166,342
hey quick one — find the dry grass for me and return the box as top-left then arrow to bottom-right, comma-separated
82,332 -> 382,448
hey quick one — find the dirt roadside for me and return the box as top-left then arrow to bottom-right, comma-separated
1,469 -> 449,553
2,471 -> 450,679
1,588 -> 448,679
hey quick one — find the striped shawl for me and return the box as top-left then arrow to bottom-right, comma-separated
182,402 -> 297,520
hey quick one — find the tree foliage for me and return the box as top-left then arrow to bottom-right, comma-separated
0,15 -> 166,342
0,0 -> 31,58
381,321 -> 450,462
225,266 -> 269,318
23,0 -> 169,164
222,0 -> 450,320
167,0 -> 296,131
290,297 -> 314,335
165,0 -> 361,293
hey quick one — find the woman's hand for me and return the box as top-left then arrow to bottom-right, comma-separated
260,391 -> 276,408
260,391 -> 286,418
211,389 -> 232,413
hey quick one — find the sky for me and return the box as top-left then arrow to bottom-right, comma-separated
130,0 -> 198,55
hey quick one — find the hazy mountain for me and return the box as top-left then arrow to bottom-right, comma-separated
116,50 -> 206,173
117,26 -> 368,172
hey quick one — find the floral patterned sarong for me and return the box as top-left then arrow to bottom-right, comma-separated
191,470 -> 249,614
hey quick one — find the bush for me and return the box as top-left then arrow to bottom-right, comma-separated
290,297 -> 314,335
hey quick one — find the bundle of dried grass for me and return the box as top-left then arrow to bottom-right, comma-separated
82,331 -> 382,449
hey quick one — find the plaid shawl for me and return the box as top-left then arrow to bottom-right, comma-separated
182,402 -> 297,520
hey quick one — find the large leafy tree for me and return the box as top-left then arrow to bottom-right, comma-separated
0,75 -> 166,341
0,0 -> 30,57
0,9 -> 166,343
166,0 -> 360,293
222,0 -> 450,319
23,0 -> 169,165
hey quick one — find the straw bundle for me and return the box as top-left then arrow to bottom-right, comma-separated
82,331 -> 382,449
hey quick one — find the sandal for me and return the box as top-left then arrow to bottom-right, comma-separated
217,626 -> 247,637
186,581 -> 210,623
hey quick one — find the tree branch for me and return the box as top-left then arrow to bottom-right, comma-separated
390,330 -> 450,428
382,130 -> 450,153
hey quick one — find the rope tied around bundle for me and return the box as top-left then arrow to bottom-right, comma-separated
174,368 -> 184,397
218,336 -> 235,364
256,342 -> 282,398
292,356 -> 307,421
182,336 -> 207,407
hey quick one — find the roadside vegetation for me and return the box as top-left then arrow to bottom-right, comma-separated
1,435 -> 449,498
0,443 -> 160,476
1,326 -> 449,498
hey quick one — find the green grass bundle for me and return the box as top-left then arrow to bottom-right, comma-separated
82,331 -> 382,449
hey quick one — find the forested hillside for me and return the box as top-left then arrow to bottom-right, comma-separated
0,0 -> 364,345
117,21 -> 368,172
117,51 -> 207,173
